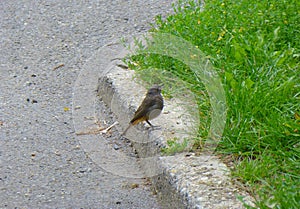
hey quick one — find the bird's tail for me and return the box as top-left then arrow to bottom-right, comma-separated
121,124 -> 132,136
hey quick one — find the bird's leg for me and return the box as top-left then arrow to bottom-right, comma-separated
146,120 -> 153,127
146,120 -> 161,130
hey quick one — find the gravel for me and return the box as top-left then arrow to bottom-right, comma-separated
0,0 -> 174,208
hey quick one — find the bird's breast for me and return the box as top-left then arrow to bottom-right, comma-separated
147,109 -> 162,120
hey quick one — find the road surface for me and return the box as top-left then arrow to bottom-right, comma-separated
0,1 -> 174,208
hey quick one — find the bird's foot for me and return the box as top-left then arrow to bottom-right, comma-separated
147,125 -> 161,131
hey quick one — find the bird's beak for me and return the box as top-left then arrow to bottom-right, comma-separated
158,83 -> 164,90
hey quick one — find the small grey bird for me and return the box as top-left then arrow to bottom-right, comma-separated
122,85 -> 164,136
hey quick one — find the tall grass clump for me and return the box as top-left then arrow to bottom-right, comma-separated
128,0 -> 299,208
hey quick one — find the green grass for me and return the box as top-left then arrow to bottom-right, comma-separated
161,137 -> 189,155
126,0 -> 300,208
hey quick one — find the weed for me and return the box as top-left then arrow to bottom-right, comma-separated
161,137 -> 189,155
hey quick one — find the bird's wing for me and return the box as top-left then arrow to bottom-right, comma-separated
130,97 -> 156,124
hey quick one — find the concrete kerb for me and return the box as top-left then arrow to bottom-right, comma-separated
96,41 -> 254,209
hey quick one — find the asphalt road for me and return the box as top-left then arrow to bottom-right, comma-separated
0,1 -> 174,208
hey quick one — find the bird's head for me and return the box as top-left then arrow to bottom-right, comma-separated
147,84 -> 163,95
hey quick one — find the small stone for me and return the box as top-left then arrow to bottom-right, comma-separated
74,106 -> 81,110
54,151 -> 61,156
114,144 -> 120,150
185,153 -> 193,157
